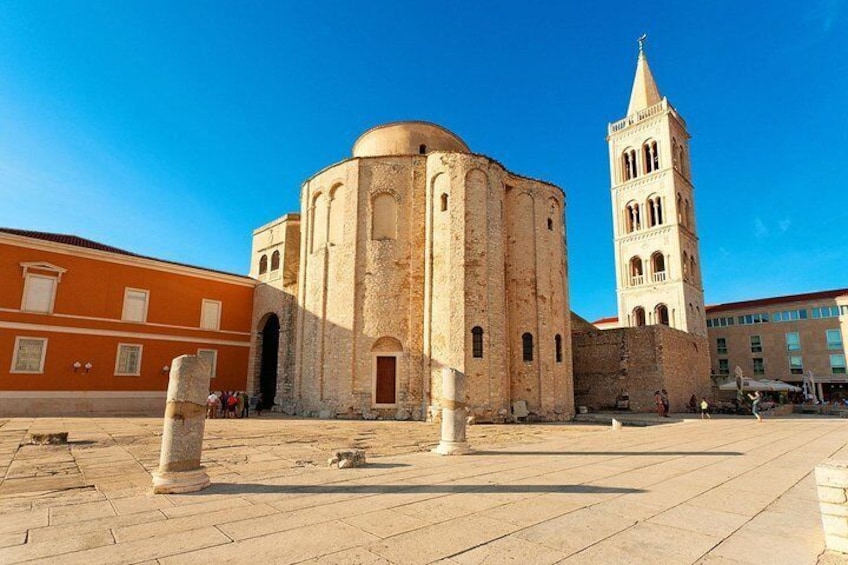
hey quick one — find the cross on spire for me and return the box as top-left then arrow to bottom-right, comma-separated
637,34 -> 647,57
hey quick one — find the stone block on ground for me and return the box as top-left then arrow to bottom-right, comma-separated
328,450 -> 366,469
29,433 -> 68,445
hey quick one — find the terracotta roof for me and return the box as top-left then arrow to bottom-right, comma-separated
705,288 -> 848,314
593,315 -> 619,324
0,227 -> 252,280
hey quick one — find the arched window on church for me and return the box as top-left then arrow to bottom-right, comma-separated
690,255 -> 697,283
555,334 -> 563,363
372,193 -> 398,240
270,250 -> 280,271
471,326 -> 484,359
547,218 -> 553,230
685,199 -> 693,229
522,333 -> 534,362
643,140 -> 659,173
258,254 -> 268,275
651,252 -> 666,283
440,193 -> 448,212
676,193 -> 684,226
633,307 -> 646,327
672,138 -> 679,169
625,201 -> 641,233
630,256 -> 644,286
655,304 -> 670,326
682,251 -> 690,280
622,149 -> 638,181
647,195 -> 663,227
419,144 -> 427,154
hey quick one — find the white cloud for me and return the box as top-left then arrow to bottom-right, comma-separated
778,218 -> 792,232
754,217 -> 768,239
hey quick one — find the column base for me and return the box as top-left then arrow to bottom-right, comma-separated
433,440 -> 472,456
152,467 -> 211,494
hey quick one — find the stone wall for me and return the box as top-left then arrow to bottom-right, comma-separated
573,324 -> 710,413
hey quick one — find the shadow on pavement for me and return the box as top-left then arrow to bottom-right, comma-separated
471,451 -> 742,456
201,483 -> 645,495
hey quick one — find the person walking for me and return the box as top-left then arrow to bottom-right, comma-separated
748,390 -> 763,422
699,397 -> 711,420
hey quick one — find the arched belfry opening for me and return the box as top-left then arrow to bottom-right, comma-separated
259,314 -> 280,410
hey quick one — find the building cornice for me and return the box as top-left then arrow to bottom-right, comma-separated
0,233 -> 257,287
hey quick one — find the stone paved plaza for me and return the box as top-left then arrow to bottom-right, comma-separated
1,415 -> 847,564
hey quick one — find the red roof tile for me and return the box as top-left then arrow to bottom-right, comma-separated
705,288 -> 848,314
0,227 -> 252,280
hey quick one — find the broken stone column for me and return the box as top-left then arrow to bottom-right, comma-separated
816,459 -> 848,554
152,355 -> 211,494
433,367 -> 471,455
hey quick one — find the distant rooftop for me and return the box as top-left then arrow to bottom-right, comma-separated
705,288 -> 848,314
0,227 -> 252,280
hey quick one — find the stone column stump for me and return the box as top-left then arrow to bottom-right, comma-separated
815,459 -> 848,554
152,355 -> 212,494
433,367 -> 471,455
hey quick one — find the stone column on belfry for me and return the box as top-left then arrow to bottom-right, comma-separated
433,367 -> 471,455
152,355 -> 212,494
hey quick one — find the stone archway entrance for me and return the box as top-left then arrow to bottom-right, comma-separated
259,314 -> 280,410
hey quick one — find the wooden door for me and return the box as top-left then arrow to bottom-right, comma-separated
375,356 -> 397,404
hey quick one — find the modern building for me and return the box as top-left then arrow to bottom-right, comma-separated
0,228 -> 255,415
705,289 -> 848,399
249,121 -> 574,422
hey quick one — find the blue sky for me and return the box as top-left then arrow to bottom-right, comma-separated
0,1 -> 845,321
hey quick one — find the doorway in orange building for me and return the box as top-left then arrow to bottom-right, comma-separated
259,314 -> 280,410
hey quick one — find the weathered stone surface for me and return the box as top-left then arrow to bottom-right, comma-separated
434,368 -> 471,456
152,355 -> 211,494
29,433 -> 68,445
329,450 -> 366,469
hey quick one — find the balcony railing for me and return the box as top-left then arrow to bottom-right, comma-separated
652,271 -> 667,283
608,98 -> 683,134
630,275 -> 645,286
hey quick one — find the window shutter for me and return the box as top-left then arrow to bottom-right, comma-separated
201,301 -> 221,330
24,276 -> 55,312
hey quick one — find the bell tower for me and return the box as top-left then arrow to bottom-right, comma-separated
606,36 -> 706,336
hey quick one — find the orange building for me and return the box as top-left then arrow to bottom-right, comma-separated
0,228 -> 256,416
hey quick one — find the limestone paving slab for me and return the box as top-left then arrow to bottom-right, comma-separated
0,416 -> 846,564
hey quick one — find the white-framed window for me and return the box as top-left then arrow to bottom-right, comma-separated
11,337 -> 48,373
200,299 -> 222,331
122,288 -> 149,323
21,274 -> 58,313
785,332 -> 801,352
115,344 -> 143,376
789,355 -> 804,375
197,349 -> 218,378
832,354 -> 847,375
826,329 -> 843,351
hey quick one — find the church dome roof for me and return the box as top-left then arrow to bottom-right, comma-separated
352,121 -> 470,157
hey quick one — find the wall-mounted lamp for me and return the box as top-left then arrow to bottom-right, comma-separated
161,365 -> 170,375
72,361 -> 82,373
84,362 -> 93,374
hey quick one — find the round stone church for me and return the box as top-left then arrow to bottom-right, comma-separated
249,121 -> 573,422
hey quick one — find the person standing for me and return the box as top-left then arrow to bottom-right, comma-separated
220,391 -> 230,418
699,397 -> 711,420
206,391 -> 219,419
661,389 -> 670,417
235,391 -> 245,419
240,391 -> 250,418
655,391 -> 664,417
748,390 -> 763,422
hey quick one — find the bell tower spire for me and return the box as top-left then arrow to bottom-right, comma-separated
606,38 -> 707,337
627,34 -> 662,116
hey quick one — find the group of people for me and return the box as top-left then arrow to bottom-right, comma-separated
687,394 -> 713,419
205,390 -> 264,419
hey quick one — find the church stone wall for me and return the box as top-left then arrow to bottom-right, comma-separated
573,325 -> 709,413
